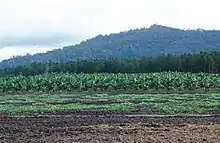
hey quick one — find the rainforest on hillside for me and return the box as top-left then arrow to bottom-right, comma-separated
0,52 -> 219,77
1,24 -> 220,69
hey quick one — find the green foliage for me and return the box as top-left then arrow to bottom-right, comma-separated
0,94 -> 132,114
151,94 -> 220,114
1,93 -> 220,114
0,72 -> 219,93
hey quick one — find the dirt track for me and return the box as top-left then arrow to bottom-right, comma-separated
0,112 -> 220,143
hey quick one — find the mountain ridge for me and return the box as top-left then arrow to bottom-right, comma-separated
1,24 -> 220,69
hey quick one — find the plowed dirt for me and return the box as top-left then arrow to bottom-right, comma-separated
0,112 -> 220,143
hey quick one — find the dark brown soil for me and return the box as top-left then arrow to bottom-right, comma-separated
0,111 -> 220,143
82,100 -> 122,105
2,88 -> 220,96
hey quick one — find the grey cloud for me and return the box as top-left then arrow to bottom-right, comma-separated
0,33 -> 83,48
0,0 -> 220,61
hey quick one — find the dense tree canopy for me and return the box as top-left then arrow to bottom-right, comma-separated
1,24 -> 220,69
1,52 -> 220,76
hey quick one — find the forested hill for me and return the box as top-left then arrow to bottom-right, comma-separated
1,24 -> 220,69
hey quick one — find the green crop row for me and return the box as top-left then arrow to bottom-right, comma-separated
0,72 -> 220,93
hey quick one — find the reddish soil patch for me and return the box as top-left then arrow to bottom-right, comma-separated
0,112 -> 220,143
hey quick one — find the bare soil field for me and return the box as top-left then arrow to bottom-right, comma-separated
1,93 -> 220,142
0,112 -> 220,143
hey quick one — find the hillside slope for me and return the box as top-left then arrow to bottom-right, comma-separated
1,24 -> 220,68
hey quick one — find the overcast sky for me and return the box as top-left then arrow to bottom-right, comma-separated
0,0 -> 220,61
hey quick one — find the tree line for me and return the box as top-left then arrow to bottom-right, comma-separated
0,52 -> 220,76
